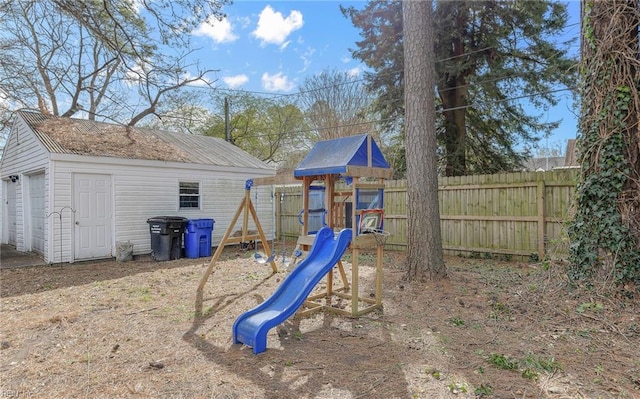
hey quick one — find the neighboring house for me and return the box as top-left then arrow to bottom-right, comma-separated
523,139 -> 580,171
0,111 -> 275,264
523,156 -> 566,171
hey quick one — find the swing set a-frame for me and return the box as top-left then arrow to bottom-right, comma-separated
197,179 -> 277,294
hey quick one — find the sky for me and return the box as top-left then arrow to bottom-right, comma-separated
187,0 -> 581,152
190,1 -> 364,93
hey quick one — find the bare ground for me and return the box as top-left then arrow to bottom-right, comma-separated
1,245 -> 639,399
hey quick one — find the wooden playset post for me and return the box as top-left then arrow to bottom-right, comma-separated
342,174 -> 388,316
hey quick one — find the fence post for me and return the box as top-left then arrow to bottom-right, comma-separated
537,173 -> 546,260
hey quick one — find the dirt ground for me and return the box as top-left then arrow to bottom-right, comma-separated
1,244 -> 639,399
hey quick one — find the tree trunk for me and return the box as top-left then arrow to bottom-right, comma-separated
402,0 -> 446,282
437,2 -> 470,177
440,93 -> 468,176
569,0 -> 640,285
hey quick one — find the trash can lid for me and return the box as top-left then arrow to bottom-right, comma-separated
187,218 -> 215,229
147,216 -> 188,223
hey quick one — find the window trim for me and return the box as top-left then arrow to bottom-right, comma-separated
179,181 -> 201,210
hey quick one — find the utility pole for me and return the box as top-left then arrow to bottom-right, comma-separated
224,97 -> 231,143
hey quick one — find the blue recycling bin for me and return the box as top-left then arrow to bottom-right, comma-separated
184,218 -> 215,258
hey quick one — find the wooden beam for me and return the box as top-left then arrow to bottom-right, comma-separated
344,166 -> 393,179
537,178 -> 546,260
252,174 -> 298,186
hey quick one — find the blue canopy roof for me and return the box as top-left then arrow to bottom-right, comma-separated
294,134 -> 391,178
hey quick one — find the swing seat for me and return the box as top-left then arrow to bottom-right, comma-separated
254,252 -> 275,264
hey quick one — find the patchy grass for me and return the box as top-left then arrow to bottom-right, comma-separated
1,247 -> 639,398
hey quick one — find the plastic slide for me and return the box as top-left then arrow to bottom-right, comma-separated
233,226 -> 353,354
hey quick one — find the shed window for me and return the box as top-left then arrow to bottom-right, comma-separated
179,182 -> 200,209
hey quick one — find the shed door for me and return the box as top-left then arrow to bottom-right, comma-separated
5,181 -> 17,245
74,173 -> 112,260
30,173 -> 45,254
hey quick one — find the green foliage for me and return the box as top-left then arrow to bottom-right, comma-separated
568,10 -> 640,286
569,127 -> 637,280
576,302 -> 603,313
488,352 -> 561,382
342,0 -> 577,176
474,384 -> 493,396
522,353 -> 561,373
448,382 -> 468,394
521,368 -> 539,380
487,353 -> 518,370
489,301 -> 511,321
203,93 -> 308,165
425,368 -> 441,380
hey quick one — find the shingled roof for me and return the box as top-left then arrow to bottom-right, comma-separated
18,111 -> 272,170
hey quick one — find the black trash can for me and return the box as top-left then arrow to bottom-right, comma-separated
147,216 -> 188,261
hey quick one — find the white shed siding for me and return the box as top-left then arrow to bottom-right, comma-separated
0,117 -> 50,174
51,156 -> 274,258
27,172 -> 46,254
0,116 -> 50,251
49,164 -> 74,263
3,181 -> 17,245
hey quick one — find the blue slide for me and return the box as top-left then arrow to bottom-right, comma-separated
233,227 -> 352,354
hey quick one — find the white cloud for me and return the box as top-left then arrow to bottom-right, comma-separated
125,63 -> 146,86
299,47 -> 316,73
261,72 -> 295,92
347,66 -> 362,78
223,74 -> 249,89
252,5 -> 303,46
279,40 -> 291,51
193,17 -> 237,44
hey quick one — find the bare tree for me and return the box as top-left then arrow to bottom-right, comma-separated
0,0 -> 224,131
296,68 -> 377,143
0,2 -> 125,118
137,92 -> 214,135
402,0 -> 446,281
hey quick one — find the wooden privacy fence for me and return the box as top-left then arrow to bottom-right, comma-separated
274,169 -> 579,260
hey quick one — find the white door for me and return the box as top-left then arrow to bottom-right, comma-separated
74,173 -> 112,260
6,181 -> 17,245
30,173 -> 45,254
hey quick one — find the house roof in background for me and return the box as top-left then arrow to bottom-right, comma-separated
523,139 -> 579,171
523,156 -> 566,171
17,111 -> 273,170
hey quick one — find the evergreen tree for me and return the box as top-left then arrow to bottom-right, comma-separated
342,0 -> 576,176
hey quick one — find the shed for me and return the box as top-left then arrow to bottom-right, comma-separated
0,111 -> 275,263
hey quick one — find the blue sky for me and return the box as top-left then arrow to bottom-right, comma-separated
191,1 -> 363,93
188,0 -> 582,151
